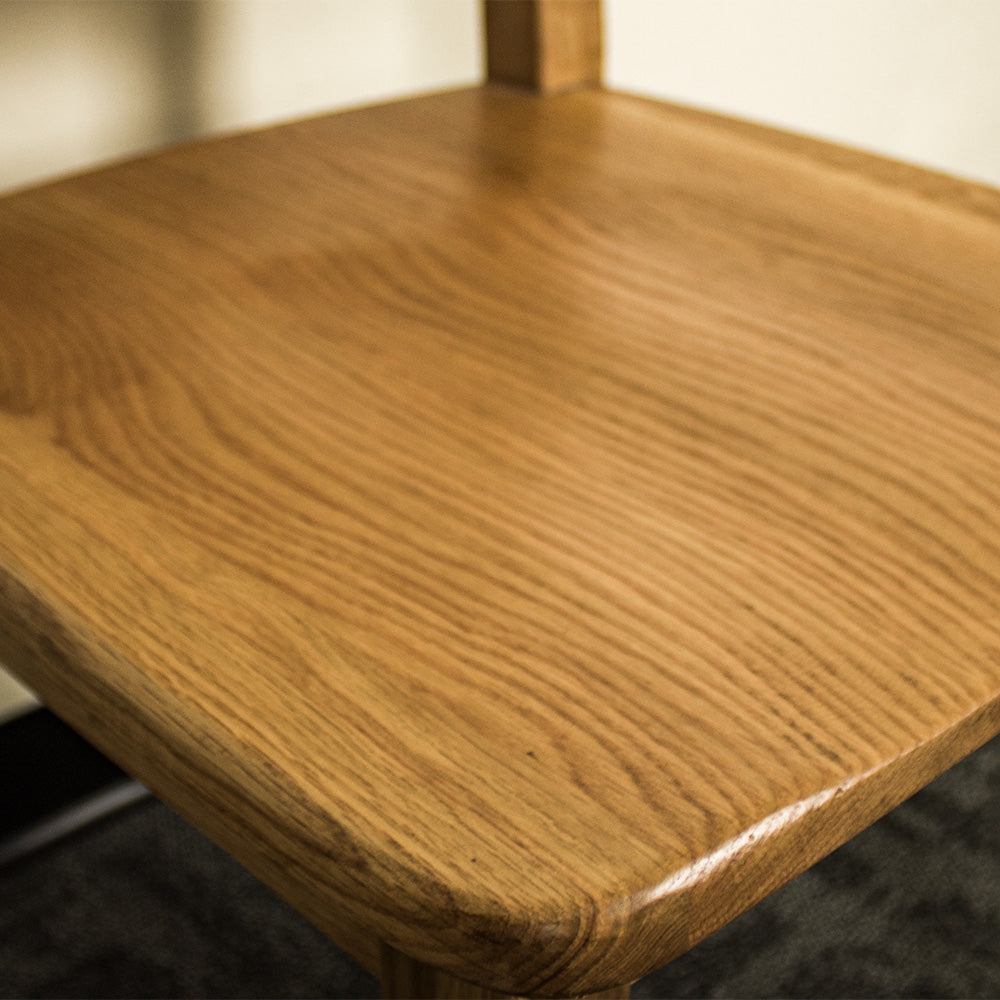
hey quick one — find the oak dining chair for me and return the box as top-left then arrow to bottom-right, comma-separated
2,2 -> 1000,996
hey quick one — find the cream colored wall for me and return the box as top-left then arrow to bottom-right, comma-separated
606,0 -> 1000,186
0,669 -> 36,724
0,0 -> 482,194
2,2 -> 173,194
2,0 -> 999,719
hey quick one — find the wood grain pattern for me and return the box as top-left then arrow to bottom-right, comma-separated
380,943 -> 629,998
485,0 -> 602,93
2,85 -> 1000,996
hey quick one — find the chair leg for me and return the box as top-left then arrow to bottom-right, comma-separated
379,942 -> 630,1000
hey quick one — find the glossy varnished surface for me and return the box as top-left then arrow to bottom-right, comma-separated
2,87 -> 1000,996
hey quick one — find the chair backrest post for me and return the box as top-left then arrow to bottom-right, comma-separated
484,0 -> 603,94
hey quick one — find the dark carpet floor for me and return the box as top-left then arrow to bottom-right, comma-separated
3,733 -> 1000,998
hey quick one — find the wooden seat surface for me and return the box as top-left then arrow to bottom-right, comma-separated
2,85 -> 1000,997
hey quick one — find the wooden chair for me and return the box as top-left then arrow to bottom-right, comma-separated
3,2 -> 1000,996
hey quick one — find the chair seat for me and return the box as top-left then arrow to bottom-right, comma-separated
2,85 -> 1000,997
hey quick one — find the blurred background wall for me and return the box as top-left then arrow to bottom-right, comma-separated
0,0 -> 482,195
610,0 -> 1000,186
2,0 -> 999,719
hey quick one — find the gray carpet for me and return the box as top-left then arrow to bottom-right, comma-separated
3,735 -> 1000,999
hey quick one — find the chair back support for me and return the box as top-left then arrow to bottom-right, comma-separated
485,0 -> 602,93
